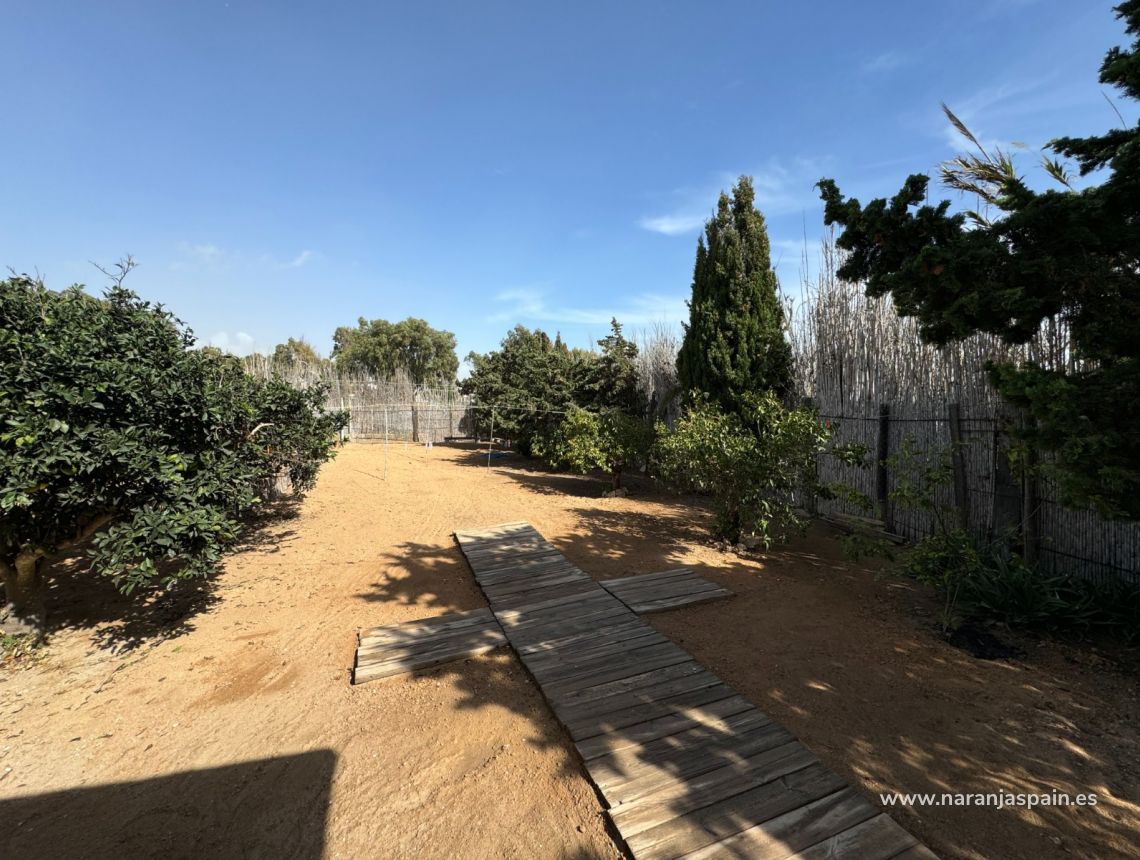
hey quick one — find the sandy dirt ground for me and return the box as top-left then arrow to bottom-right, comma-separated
2,441 -> 1138,860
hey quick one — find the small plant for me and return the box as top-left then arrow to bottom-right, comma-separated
883,437 -> 1140,640
1,632 -> 43,665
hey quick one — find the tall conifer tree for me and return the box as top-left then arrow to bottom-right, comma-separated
677,176 -> 793,414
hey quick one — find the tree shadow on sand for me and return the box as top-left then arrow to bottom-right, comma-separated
347,476 -> 1140,859
35,500 -> 302,655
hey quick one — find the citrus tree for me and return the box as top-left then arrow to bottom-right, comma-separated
0,274 -> 347,637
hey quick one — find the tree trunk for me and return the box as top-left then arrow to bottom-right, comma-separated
611,469 -> 622,490
1,551 -> 47,640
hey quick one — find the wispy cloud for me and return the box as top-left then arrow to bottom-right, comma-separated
282,249 -> 316,269
487,287 -> 688,328
638,213 -> 707,236
206,330 -> 259,356
861,51 -> 907,74
638,158 -> 831,238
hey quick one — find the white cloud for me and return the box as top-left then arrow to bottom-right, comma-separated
487,287 -> 688,328
638,158 -> 830,237
638,213 -> 707,236
283,249 -> 316,269
207,330 -> 258,356
862,51 -> 907,74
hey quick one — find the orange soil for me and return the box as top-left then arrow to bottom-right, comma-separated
1,442 -> 1137,859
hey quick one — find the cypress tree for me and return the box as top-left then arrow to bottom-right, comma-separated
677,176 -> 793,414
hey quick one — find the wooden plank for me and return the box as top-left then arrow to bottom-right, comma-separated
556,661 -> 725,716
515,618 -> 647,654
469,550 -> 567,576
493,586 -> 606,615
481,570 -> 588,598
356,624 -> 505,660
888,844 -> 941,860
534,642 -> 690,689
787,813 -> 919,860
565,679 -> 743,739
474,557 -> 578,582
492,583 -> 610,614
575,695 -> 757,761
602,573 -> 715,598
352,639 -> 505,684
521,630 -> 668,671
623,763 -> 847,858
600,568 -> 694,589
544,652 -> 698,703
499,604 -> 632,636
359,607 -> 494,641
626,589 -> 732,614
677,788 -> 876,859
596,722 -> 798,806
607,577 -> 724,602
610,741 -> 822,837
587,706 -> 772,781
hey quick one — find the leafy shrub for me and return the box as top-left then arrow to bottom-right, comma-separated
896,530 -> 1140,642
653,392 -> 831,546
534,409 -> 653,490
0,275 -> 347,636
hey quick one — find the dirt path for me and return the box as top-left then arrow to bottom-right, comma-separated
2,442 -> 1137,859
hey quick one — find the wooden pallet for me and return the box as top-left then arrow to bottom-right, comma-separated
352,607 -> 507,685
454,522 -> 937,860
600,568 -> 732,614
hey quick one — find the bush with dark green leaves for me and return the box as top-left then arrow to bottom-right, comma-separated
0,276 -> 347,637
653,392 -> 833,546
898,532 -> 1140,643
533,408 -> 653,491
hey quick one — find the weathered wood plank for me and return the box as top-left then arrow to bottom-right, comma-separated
556,661 -> 725,716
356,624 -> 505,660
515,618 -> 647,654
608,578 -> 724,603
545,654 -> 699,705
787,813 -> 919,860
352,638 -> 505,684
676,788 -> 876,859
522,630 -> 668,671
600,568 -> 694,588
359,607 -> 495,641
603,575 -> 720,601
535,643 -> 692,690
575,695 -> 757,761
597,721 -> 798,806
623,763 -> 847,858
625,590 -> 732,615
610,741 -> 822,838
570,679 -> 747,739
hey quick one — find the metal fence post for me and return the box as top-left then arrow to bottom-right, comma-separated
948,402 -> 970,530
876,403 -> 892,530
487,408 -> 495,468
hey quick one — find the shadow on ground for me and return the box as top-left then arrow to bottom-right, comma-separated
37,500 -> 302,654
0,750 -> 336,859
349,451 -> 1140,859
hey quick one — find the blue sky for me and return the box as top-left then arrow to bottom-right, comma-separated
3,1 -> 1134,369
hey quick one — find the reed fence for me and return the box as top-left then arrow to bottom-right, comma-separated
788,237 -> 1140,585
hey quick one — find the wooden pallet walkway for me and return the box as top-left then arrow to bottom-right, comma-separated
352,607 -> 507,685
454,522 -> 936,860
601,568 -> 732,614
